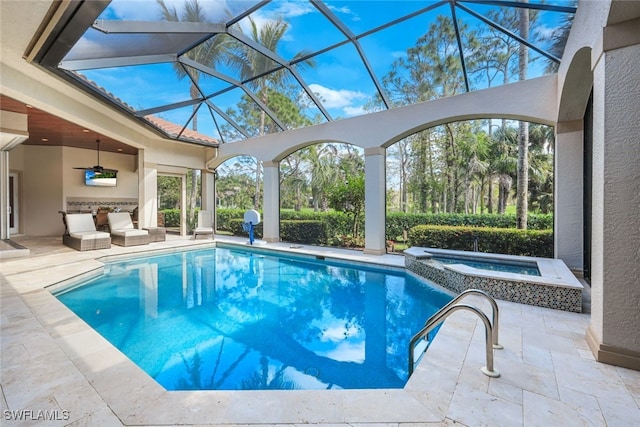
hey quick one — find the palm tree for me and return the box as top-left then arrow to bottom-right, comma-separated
157,0 -> 231,222
226,17 -> 315,209
307,144 -> 339,212
490,126 -> 518,214
517,4 -> 530,229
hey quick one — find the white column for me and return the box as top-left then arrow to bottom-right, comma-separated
201,170 -> 214,211
586,27 -> 640,370
180,173 -> 187,236
202,170 -> 215,230
262,161 -> 280,243
364,147 -> 386,255
0,150 -> 10,239
137,150 -> 158,229
554,121 -> 583,272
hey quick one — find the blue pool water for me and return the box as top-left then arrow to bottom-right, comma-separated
432,256 -> 540,276
54,247 -> 452,391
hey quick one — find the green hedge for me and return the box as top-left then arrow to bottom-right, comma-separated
218,209 -> 354,238
218,209 -> 552,240
386,212 -> 552,241
216,209 -> 554,255
228,219 -> 328,245
281,220 -> 327,244
229,219 -> 263,238
408,225 -> 553,257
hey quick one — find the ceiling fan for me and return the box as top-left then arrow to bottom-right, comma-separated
73,138 -> 117,174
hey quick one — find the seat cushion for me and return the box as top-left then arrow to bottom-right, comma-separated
111,229 -> 149,237
107,212 -> 134,230
70,231 -> 110,240
66,213 -> 97,233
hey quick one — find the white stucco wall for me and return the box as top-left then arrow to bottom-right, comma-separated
554,127 -> 584,271
22,146 -> 64,236
61,146 -> 138,200
591,41 -> 640,355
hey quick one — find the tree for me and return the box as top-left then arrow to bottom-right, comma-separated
226,17 -> 314,209
157,175 -> 181,209
517,4 -> 530,229
382,15 -> 476,214
328,174 -> 365,238
157,0 -> 229,221
306,144 -> 340,212
544,5 -> 575,73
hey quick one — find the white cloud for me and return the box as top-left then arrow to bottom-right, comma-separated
309,83 -> 367,116
232,1 -> 315,42
328,4 -> 360,22
270,1 -> 315,19
342,105 -> 366,116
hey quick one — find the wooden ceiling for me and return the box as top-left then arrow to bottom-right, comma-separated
0,95 -> 137,155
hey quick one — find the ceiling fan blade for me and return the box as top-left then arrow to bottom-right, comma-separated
71,137 -> 117,174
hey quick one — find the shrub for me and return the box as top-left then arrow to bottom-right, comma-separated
228,219 -> 263,238
386,212 -> 552,241
281,220 -> 327,244
161,209 -> 181,227
408,225 -> 553,257
216,208 -> 553,254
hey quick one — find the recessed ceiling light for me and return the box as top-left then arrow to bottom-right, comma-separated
26,104 -> 33,108
41,138 -> 48,142
117,148 -> 123,152
82,129 -> 90,133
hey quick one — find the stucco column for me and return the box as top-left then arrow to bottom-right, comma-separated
586,26 -> 640,370
262,161 -> 279,243
364,147 -> 386,255
137,150 -> 158,229
554,121 -> 584,272
0,150 -> 10,239
202,170 -> 215,230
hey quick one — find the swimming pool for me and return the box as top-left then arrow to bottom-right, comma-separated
54,246 -> 452,391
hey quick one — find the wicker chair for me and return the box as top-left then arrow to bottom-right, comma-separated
193,210 -> 214,239
63,213 -> 111,251
107,212 -> 151,246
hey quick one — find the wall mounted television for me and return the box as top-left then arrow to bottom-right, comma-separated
84,169 -> 117,187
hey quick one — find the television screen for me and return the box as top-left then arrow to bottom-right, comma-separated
85,169 -> 117,187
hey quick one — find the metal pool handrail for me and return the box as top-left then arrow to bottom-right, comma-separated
408,289 -> 502,378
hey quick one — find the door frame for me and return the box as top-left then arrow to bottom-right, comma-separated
9,172 -> 19,235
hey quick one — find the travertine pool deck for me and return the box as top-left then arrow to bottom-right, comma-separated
1,235 -> 639,426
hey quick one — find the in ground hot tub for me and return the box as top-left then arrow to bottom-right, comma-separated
404,247 -> 583,312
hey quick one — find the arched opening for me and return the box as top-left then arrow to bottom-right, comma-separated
385,118 -> 555,255
280,142 -> 364,248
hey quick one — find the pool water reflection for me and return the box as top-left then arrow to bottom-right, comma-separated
55,247 -> 451,390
